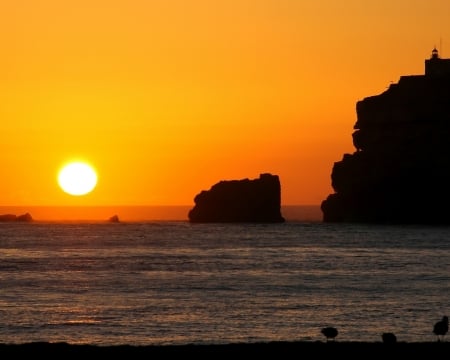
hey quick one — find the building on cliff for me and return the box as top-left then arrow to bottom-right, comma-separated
425,47 -> 450,77
321,49 -> 450,224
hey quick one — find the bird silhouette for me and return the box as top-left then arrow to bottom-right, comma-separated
321,327 -> 338,342
433,316 -> 448,342
381,332 -> 397,344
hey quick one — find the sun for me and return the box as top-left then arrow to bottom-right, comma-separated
58,162 -> 98,196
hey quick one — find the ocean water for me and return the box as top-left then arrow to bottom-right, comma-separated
0,219 -> 449,345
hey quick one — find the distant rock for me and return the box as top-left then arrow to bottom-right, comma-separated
321,49 -> 450,224
0,213 -> 33,222
108,215 -> 120,223
188,173 -> 285,223
0,214 -> 17,222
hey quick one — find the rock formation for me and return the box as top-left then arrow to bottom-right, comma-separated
0,213 -> 33,222
321,49 -> 450,224
108,215 -> 120,223
188,173 -> 285,223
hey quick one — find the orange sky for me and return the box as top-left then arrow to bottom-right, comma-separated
1,0 -> 450,208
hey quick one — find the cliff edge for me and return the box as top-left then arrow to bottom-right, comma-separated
188,173 -> 285,223
321,49 -> 450,224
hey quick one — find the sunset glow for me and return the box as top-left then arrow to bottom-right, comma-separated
1,1 -> 450,215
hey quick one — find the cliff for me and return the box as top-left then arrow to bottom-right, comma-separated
188,173 -> 285,223
321,49 -> 450,224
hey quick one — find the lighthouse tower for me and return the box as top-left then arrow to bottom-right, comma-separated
425,47 -> 450,77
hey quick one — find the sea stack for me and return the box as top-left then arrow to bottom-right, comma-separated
108,215 -> 120,223
321,49 -> 450,224
188,173 -> 285,223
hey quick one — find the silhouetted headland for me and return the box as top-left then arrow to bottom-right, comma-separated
322,48 -> 450,224
0,212 -> 33,222
188,173 -> 285,223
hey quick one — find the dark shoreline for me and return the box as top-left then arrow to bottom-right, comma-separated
1,341 -> 449,356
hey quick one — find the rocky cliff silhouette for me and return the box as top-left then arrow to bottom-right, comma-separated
322,49 -> 450,224
188,173 -> 285,223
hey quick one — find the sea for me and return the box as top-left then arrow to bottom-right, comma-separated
0,206 -> 449,346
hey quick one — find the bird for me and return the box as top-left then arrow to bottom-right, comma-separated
381,332 -> 397,344
321,327 -> 338,342
433,316 -> 448,342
